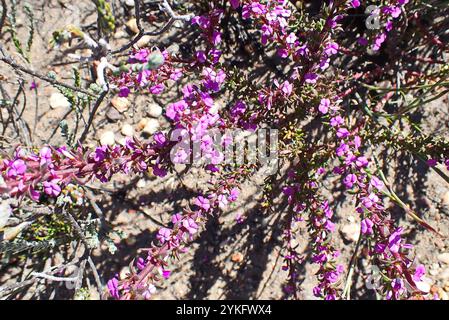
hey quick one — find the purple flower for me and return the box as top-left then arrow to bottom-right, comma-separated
172,213 -> 182,224
195,196 -> 211,211
336,128 -> 350,139
361,218 -> 374,235
386,20 -> 393,32
162,269 -> 171,279
304,72 -> 318,84
324,42 -> 339,56
343,173 -> 357,188
370,176 -> 384,191
152,164 -> 167,178
150,84 -> 165,95
372,33 -> 387,51
228,187 -> 240,202
118,87 -> 130,97
325,220 -> 335,232
157,227 -> 171,243
362,193 -> 379,208
230,0 -> 240,9
153,132 -> 167,147
350,0 -> 360,8
388,228 -> 403,253
355,156 -> 369,168
357,37 -> 368,46
212,31 -> 221,46
7,159 -> 27,177
312,286 -> 322,297
196,50 -> 207,63
413,264 -> 426,282
285,32 -> 297,45
182,218 -> 199,235
39,147 -> 52,166
426,159 -> 437,167
318,98 -> 330,114
29,81 -> 38,90
107,277 -> 120,299
43,181 -> 61,197
330,116 -> 344,127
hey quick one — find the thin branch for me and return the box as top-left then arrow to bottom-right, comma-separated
0,47 -> 96,97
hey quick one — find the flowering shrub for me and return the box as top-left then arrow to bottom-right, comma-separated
1,0 -> 449,300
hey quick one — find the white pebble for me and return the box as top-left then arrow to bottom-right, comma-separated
121,124 -> 134,137
147,103 -> 163,118
49,92 -> 71,109
100,131 -> 116,146
143,118 -> 160,135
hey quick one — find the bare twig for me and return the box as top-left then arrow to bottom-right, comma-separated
0,47 -> 96,97
110,0 -> 192,54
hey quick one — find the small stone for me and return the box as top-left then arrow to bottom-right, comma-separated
113,30 -> 128,39
440,268 -> 449,280
340,223 -> 360,242
0,200 -> 12,229
49,92 -> 71,109
137,35 -> 151,48
119,267 -> 130,280
142,118 -> 160,135
438,288 -> 449,300
3,222 -> 32,241
136,179 -> 146,188
126,18 -> 139,34
442,191 -> 449,206
121,124 -> 134,137
147,103 -> 163,118
438,253 -> 449,265
136,118 -> 148,131
231,252 -> 244,263
444,282 -> 449,292
100,131 -> 115,146
106,107 -> 123,122
111,97 -> 130,113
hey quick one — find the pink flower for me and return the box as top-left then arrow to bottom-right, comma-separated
355,156 -> 368,168
157,227 -> 172,243
318,98 -> 330,114
324,42 -> 339,56
361,218 -> 374,234
172,213 -> 182,224
281,81 -> 293,97
182,218 -> 199,235
330,116 -> 344,127
370,176 -> 384,191
388,228 -> 403,253
195,196 -> 211,211
228,187 -> 239,202
196,50 -> 207,63
343,173 -> 357,188
413,265 -> 426,282
336,128 -> 350,139
285,32 -> 297,45
7,159 -> 27,177
43,181 -> 61,197
39,147 -> 52,166
150,84 -> 165,95
107,277 -> 120,299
